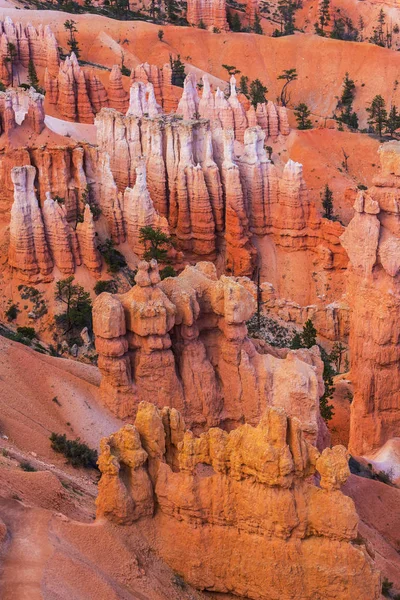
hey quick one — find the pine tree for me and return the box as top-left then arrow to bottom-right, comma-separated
386,105 -> 400,137
239,75 -> 249,97
321,184 -> 334,219
28,59 -> 39,89
366,95 -> 387,137
169,54 -> 185,87
294,103 -> 313,129
315,0 -> 330,36
249,79 -> 268,108
64,20 -> 80,59
253,13 -> 263,34
302,319 -> 317,348
277,68 -> 297,106
139,226 -> 174,263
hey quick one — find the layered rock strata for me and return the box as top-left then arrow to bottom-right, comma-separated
96,401 -> 381,600
0,17 -> 59,86
93,259 -> 325,443
0,87 -> 45,134
8,164 -> 100,280
340,141 -> 400,455
186,0 -> 229,30
95,107 -> 345,277
131,62 -> 178,113
45,53 -> 108,123
179,74 -> 290,142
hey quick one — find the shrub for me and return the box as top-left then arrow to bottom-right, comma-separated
382,577 -> 393,596
160,265 -> 177,280
16,326 -> 36,340
50,432 -> 98,469
5,304 -> 18,321
98,239 -> 127,273
94,279 -> 118,295
20,461 -> 36,472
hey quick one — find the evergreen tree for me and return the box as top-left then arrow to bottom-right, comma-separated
314,0 -> 330,36
276,0 -> 301,35
169,54 -> 185,87
330,341 -> 346,373
157,29 -> 164,41
366,95 -> 387,137
28,59 -> 39,89
322,184 -> 334,219
386,105 -> 400,136
277,68 -> 297,106
227,11 -> 242,32
222,64 -> 240,77
5,42 -> 17,86
55,276 -> 92,334
253,13 -> 263,34
336,73 -> 358,129
139,226 -> 174,263
249,79 -> 268,108
64,20 -> 80,59
239,75 -> 249,97
294,102 -> 313,129
302,319 -> 317,348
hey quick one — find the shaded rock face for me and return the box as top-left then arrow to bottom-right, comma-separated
0,88 -> 45,135
96,402 -> 381,600
340,141 -> 400,455
93,259 -> 325,443
8,165 -> 101,281
95,108 -> 345,277
0,16 -> 59,86
131,62 -> 178,113
186,0 -> 229,30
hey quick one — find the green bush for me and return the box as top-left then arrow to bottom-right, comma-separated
98,239 -> 127,273
16,326 -> 36,340
20,461 -> 36,472
50,432 -> 98,469
382,577 -> 393,596
5,304 -> 18,321
94,279 -> 118,295
160,266 -> 177,280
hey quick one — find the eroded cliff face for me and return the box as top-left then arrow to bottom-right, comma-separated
96,401 -> 381,600
8,164 -> 100,280
186,0 -> 228,30
93,259 -> 326,444
340,141 -> 400,455
0,16 -> 59,86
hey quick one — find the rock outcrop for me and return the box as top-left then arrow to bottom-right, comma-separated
131,62 -> 178,113
8,165 -> 53,281
45,53 -> 107,123
0,17 -> 59,86
186,0 -> 229,30
93,260 -> 326,444
340,141 -> 400,455
95,107 -> 342,278
96,401 -> 381,600
0,87 -> 45,134
108,65 -> 129,113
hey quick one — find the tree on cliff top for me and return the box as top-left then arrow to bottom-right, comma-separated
314,0 -> 330,36
249,79 -> 268,108
294,102 -> 313,129
277,68 -> 297,106
64,20 -> 80,59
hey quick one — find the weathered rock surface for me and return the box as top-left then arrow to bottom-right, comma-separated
8,165 -> 53,280
0,17 -> 59,86
187,0 -> 229,30
341,141 -> 400,455
93,260 -> 326,443
96,401 -> 381,600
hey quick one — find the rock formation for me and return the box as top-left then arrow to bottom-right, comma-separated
108,65 -> 129,113
0,87 -> 45,134
94,107 -> 340,278
340,141 -> 400,455
42,191 -> 80,274
124,162 -> 169,255
186,0 -> 229,30
45,53 -> 106,123
76,204 -> 102,275
96,401 -> 381,600
93,260 -> 326,444
131,62 -> 178,113
8,165 -> 53,281
0,17 -> 59,86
